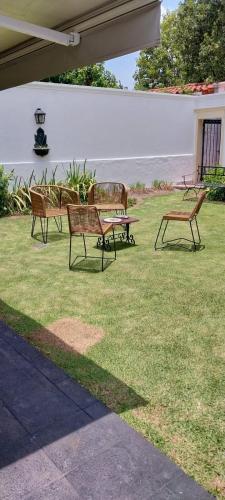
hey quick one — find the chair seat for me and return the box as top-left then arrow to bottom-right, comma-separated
71,223 -> 112,236
94,203 -> 125,211
163,211 -> 192,221
45,208 -> 67,218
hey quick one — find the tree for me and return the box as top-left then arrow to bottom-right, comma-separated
134,0 -> 225,90
43,63 -> 122,89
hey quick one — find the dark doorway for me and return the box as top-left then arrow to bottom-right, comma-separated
200,119 -> 221,178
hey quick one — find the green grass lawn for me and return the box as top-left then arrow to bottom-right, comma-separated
1,192 -> 225,497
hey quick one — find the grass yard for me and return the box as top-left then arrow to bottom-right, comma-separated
1,192 -> 225,497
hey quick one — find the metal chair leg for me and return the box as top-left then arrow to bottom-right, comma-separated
194,217 -> 201,244
162,220 -> 169,243
69,235 -> 72,269
102,235 -> 105,271
112,228 -> 116,260
189,220 -> 196,251
31,216 -> 36,237
54,216 -> 62,233
83,234 -> 87,258
40,217 -> 48,244
154,218 -> 164,250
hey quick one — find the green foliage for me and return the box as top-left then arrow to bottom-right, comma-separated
0,165 -> 13,216
127,197 -> 137,207
65,160 -> 96,202
134,11 -> 182,89
152,179 -> 173,191
43,63 -> 123,89
134,0 -> 225,89
129,182 -> 146,191
203,167 -> 225,201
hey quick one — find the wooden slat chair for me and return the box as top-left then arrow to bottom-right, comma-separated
67,205 -> 116,272
30,185 -> 79,243
154,191 -> 206,251
88,182 -> 128,213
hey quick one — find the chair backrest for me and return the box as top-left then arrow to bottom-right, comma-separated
30,188 -> 46,217
30,185 -> 80,212
31,185 -> 61,209
191,191 -> 206,217
60,187 -> 80,208
88,182 -> 127,207
67,205 -> 103,235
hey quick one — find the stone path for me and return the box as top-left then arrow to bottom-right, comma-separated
0,320 -> 213,499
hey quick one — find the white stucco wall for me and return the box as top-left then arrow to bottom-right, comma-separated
0,82 -> 196,185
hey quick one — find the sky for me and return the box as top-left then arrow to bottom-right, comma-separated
105,0 -> 180,89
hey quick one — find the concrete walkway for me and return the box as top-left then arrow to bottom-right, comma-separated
0,320 -> 213,500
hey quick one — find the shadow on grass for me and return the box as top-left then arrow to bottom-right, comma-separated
159,242 -> 205,252
32,231 -> 69,243
0,300 -> 147,469
69,257 -> 114,273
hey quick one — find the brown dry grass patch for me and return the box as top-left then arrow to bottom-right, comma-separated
32,317 -> 105,354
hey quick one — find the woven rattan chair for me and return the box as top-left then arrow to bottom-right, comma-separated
88,182 -> 128,213
30,185 -> 80,243
67,205 -> 116,271
154,191 -> 206,251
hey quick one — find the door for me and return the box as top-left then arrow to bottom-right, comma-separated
201,119 -> 221,178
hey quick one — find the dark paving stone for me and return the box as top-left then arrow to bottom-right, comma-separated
24,477 -> 79,500
33,412 -> 121,474
163,470 -> 214,499
0,403 -> 28,455
66,440 -> 177,500
85,400 -> 111,419
0,437 -> 61,500
8,382 -> 81,434
57,377 -> 97,408
0,321 -> 67,384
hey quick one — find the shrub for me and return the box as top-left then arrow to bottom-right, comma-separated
0,165 -> 13,217
129,181 -> 146,191
203,167 -> 225,201
128,197 -> 137,207
152,179 -> 173,191
65,160 -> 96,202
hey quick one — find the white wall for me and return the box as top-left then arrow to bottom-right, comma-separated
0,82 -> 196,185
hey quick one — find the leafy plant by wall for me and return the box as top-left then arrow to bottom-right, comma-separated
0,165 -> 13,216
0,161 -> 97,216
65,160 -> 96,202
203,167 -> 225,201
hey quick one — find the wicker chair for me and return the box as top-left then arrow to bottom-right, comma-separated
67,205 -> 116,272
154,191 -> 206,251
30,185 -> 80,243
88,182 -> 128,213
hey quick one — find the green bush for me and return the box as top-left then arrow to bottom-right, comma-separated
65,160 -> 96,202
0,165 -> 13,216
129,181 -> 146,191
152,179 -> 173,191
203,167 -> 225,201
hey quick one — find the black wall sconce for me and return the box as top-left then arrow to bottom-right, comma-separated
34,107 -> 46,125
33,107 -> 49,156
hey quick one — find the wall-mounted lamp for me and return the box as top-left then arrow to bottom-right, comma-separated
34,108 -> 46,125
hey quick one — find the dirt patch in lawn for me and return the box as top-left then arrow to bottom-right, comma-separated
32,317 -> 105,354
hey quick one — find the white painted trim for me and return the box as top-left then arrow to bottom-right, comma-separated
2,154 -> 194,166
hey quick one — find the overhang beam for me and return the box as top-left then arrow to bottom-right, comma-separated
0,14 -> 80,47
